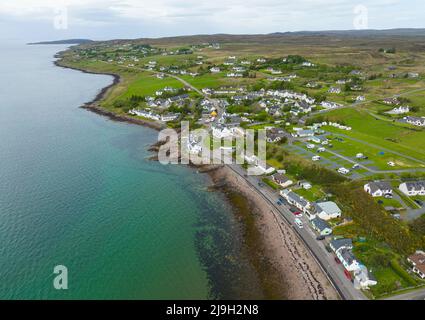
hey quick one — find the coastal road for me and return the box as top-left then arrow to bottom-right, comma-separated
383,287 -> 425,300
226,163 -> 367,300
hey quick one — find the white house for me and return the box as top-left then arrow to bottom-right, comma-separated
407,251 -> 425,279
280,189 -> 311,214
364,181 -> 393,197
272,174 -> 293,188
330,238 -> 353,253
386,106 -> 409,114
161,113 -> 180,122
212,124 -> 233,139
399,181 -> 425,196
337,248 -> 360,272
312,201 -> 342,220
404,116 -> 425,127
129,109 -> 160,121
321,101 -> 342,109
354,265 -> 378,290
328,87 -> 341,94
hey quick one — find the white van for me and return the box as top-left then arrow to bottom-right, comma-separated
338,167 -> 350,175
294,218 -> 304,229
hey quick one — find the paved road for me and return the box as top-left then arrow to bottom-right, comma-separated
227,163 -> 367,300
383,287 -> 425,300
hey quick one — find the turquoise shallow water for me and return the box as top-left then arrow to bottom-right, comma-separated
0,43 -> 262,299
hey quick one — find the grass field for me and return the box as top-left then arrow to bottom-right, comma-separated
319,108 -> 425,162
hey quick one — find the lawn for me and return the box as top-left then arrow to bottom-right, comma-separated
325,133 -> 424,170
319,108 -> 425,161
293,185 -> 325,202
114,72 -> 185,99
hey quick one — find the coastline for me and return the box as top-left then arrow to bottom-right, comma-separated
54,52 -> 339,300
53,58 -> 166,131
207,165 -> 339,300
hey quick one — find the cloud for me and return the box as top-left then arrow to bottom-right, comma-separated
0,0 -> 423,41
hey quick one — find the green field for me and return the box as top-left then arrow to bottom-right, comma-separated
319,108 -> 425,162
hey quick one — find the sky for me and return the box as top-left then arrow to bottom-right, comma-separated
0,0 -> 424,42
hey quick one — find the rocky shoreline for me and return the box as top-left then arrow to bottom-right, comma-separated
54,54 -> 338,300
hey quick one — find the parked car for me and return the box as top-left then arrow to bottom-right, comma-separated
414,199 -> 424,207
334,257 -> 341,264
316,235 -> 326,241
294,218 -> 303,229
276,200 -> 282,206
306,144 -> 315,149
337,167 -> 350,175
344,269 -> 352,281
384,193 -> 393,199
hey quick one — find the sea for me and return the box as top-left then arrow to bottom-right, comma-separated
0,42 -> 266,299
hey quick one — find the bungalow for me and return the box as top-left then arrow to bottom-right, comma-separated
354,265 -> 378,290
256,163 -> 276,175
404,116 -> 425,127
309,136 -> 328,145
312,201 -> 342,220
386,106 -> 409,114
298,180 -> 312,190
302,61 -> 315,67
226,72 -> 243,78
328,87 -> 341,94
161,113 -> 180,122
167,94 -> 189,104
337,247 -> 360,272
129,109 -> 161,121
272,174 -> 293,188
399,181 -> 425,196
364,181 -> 393,197
212,124 -> 233,139
407,251 -> 425,279
210,67 -> 220,73
321,101 -> 342,109
382,97 -> 400,105
330,238 -> 353,253
311,217 -> 333,236
267,130 -> 285,143
293,129 -> 315,138
280,189 -> 311,214
408,72 -> 419,78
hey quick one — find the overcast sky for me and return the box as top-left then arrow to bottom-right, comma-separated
1,0 -> 424,42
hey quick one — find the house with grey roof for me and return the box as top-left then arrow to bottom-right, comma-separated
404,116 -> 425,127
311,201 -> 342,220
399,181 -> 425,196
280,189 -> 311,213
330,238 -> 353,253
311,217 -> 332,236
337,248 -> 360,272
364,181 -> 393,197
272,174 -> 293,188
